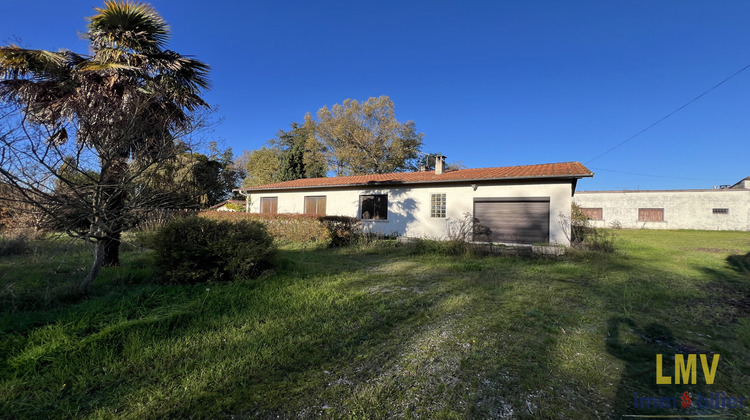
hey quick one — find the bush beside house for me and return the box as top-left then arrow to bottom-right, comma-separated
152,217 -> 275,284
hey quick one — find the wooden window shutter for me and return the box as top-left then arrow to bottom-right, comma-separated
261,197 -> 278,214
581,208 -> 603,221
638,208 -> 663,222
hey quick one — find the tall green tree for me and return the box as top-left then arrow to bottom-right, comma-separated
315,96 -> 424,176
274,118 -> 326,181
0,1 -> 210,292
239,117 -> 326,187
141,144 -> 242,208
238,147 -> 282,187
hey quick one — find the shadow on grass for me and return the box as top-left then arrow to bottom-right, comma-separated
2,237 -> 750,418
727,251 -> 750,276
1,246 -> 457,418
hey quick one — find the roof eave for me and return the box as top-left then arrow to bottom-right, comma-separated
232,173 -> 594,193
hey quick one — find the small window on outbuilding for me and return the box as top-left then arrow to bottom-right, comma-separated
430,193 -> 446,218
360,194 -> 387,220
713,208 -> 729,215
580,208 -> 603,221
638,208 -> 664,222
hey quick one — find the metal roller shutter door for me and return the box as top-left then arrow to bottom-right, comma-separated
473,198 -> 550,244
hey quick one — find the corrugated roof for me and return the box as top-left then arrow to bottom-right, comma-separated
236,161 -> 593,191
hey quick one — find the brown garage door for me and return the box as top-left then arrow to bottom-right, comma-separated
473,198 -> 550,244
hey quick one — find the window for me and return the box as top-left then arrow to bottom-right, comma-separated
360,194 -> 387,220
430,193 -> 446,218
260,197 -> 278,214
638,208 -> 664,222
713,208 -> 729,215
580,208 -> 603,221
304,196 -> 327,215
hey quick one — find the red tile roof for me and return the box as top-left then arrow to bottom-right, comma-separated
236,161 -> 593,191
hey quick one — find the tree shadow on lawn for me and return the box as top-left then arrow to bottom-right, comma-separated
604,250 -> 750,419
455,249 -> 750,419
726,251 -> 750,277
3,244 -> 750,418
1,246 -> 465,418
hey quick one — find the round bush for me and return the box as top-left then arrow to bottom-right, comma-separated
152,216 -> 275,284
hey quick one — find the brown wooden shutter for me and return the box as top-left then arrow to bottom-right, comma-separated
260,197 -> 278,214
581,208 -> 603,221
317,197 -> 326,215
638,208 -> 663,221
304,196 -> 326,215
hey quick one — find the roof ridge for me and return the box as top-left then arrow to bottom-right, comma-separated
235,161 -> 592,191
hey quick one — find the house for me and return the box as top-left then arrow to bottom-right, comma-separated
574,177 -> 750,231
207,199 -> 246,212
233,158 -> 594,246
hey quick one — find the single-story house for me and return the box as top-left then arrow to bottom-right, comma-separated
233,158 -> 594,246
207,199 -> 246,212
574,177 -> 750,231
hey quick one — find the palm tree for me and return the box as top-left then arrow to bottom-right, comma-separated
0,1 -> 210,293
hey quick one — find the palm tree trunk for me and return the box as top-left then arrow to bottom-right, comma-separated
102,233 -> 121,267
80,239 -> 106,295
100,154 -> 128,267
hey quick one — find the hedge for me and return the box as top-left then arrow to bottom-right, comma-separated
198,211 -> 362,246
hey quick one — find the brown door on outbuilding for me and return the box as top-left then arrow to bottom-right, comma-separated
473,198 -> 550,244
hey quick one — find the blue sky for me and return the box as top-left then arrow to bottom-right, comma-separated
4,0 -> 749,190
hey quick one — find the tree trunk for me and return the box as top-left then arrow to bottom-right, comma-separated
102,232 -> 121,267
100,154 -> 128,268
80,240 -> 106,295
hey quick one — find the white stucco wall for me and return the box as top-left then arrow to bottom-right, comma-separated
574,189 -> 750,231
246,181 -> 575,245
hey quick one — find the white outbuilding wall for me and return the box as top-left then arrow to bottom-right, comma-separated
574,188 -> 750,231
246,180 -> 575,245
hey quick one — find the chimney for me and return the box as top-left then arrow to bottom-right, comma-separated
435,155 -> 446,175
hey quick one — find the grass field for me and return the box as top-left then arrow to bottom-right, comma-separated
1,230 -> 749,419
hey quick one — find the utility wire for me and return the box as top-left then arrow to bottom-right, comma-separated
586,62 -> 750,164
589,166 -> 715,181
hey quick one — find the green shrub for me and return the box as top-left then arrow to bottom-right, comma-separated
411,238 -> 482,257
199,212 -> 330,245
570,203 -> 589,245
568,203 -> 617,253
319,216 -> 363,247
583,228 -> 617,253
0,234 -> 31,257
152,217 -> 275,284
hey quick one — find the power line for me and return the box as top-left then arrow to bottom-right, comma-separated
586,62 -> 750,164
589,166 -> 714,181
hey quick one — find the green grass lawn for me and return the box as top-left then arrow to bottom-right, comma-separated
1,230 -> 749,419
